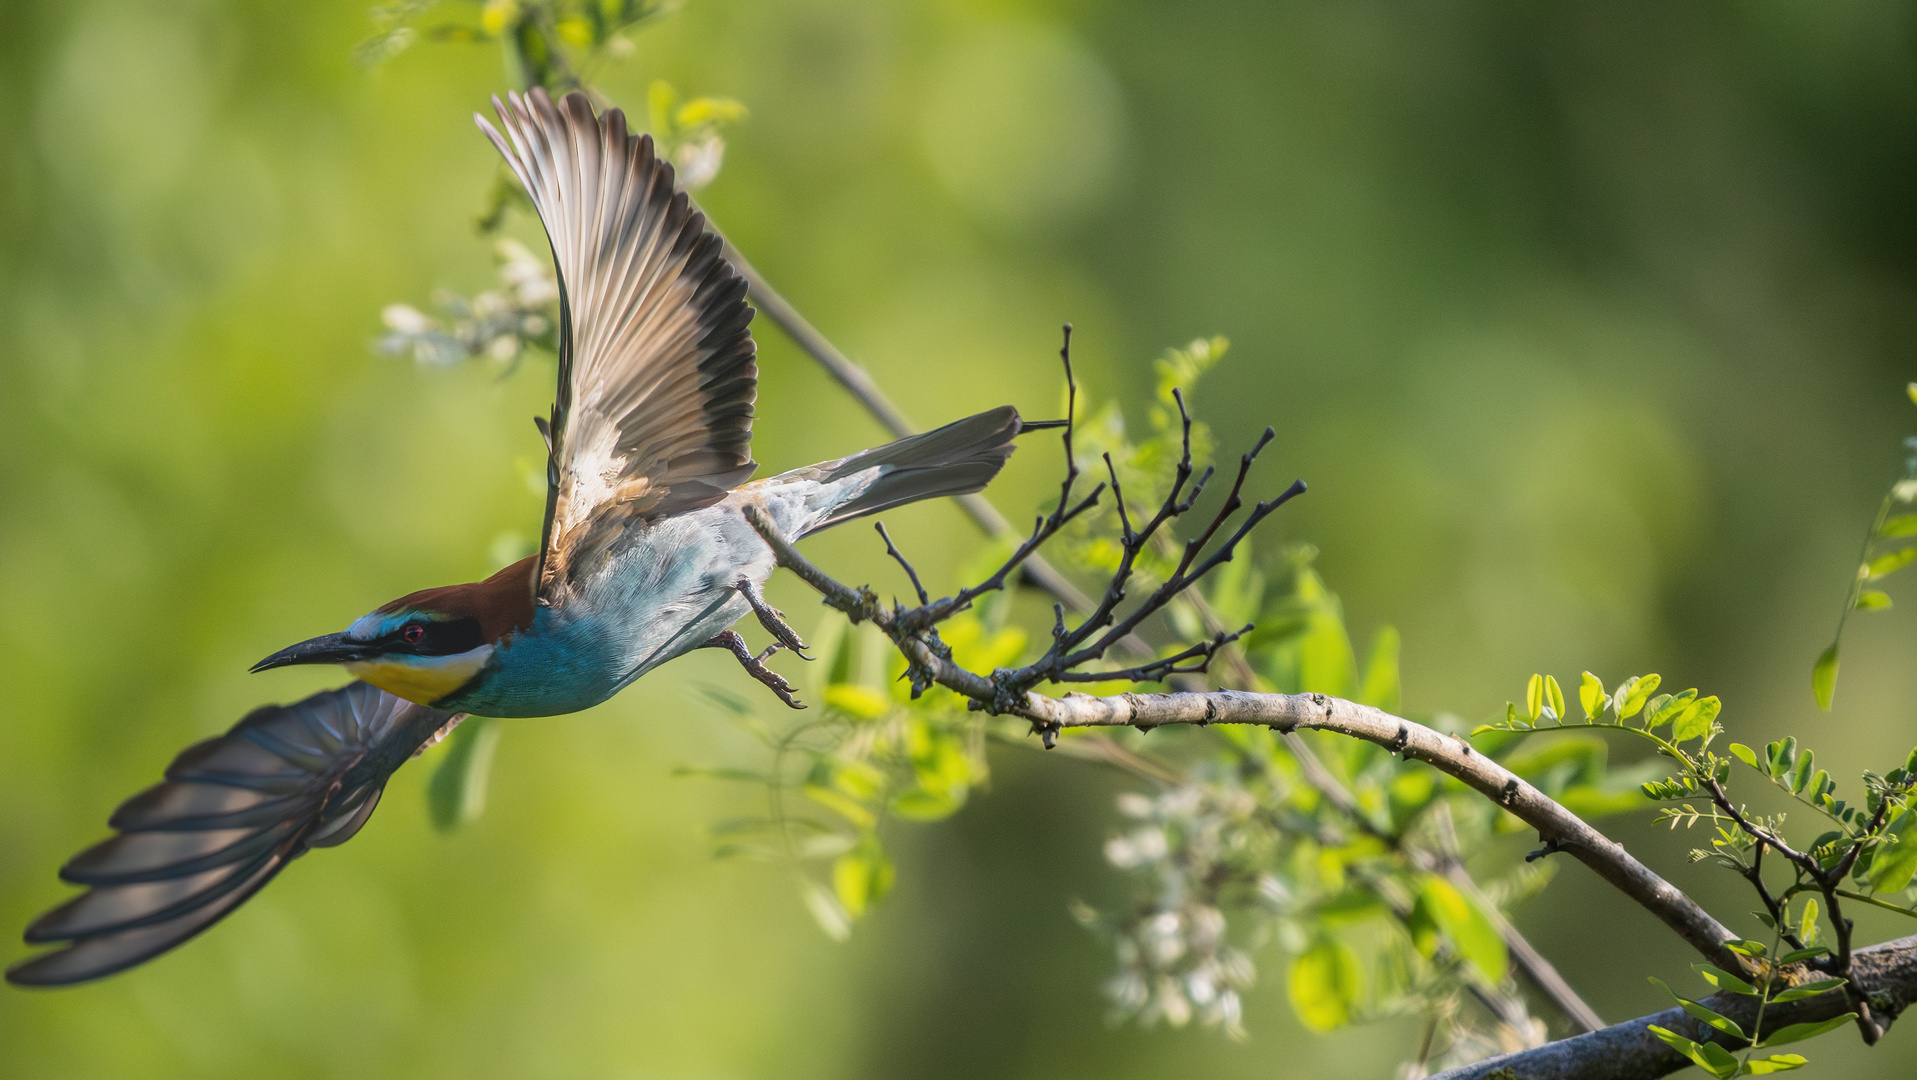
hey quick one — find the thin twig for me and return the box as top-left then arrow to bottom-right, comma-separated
874,522 -> 930,606
711,230 -> 1101,611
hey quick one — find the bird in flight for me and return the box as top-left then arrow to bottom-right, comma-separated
9,88 -> 1034,987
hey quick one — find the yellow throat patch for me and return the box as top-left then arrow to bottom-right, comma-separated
346,645 -> 493,706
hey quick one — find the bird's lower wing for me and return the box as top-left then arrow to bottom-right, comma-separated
7,682 -> 457,987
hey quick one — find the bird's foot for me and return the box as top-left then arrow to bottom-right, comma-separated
701,630 -> 806,709
735,576 -> 811,659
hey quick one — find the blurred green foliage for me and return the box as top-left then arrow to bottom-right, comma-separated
4,2 -> 1917,1079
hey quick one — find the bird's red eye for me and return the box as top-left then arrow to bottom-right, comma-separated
402,624 -> 426,644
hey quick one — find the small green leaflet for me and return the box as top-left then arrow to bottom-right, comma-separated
1648,1025 -> 1741,1079
1288,936 -> 1363,1032
1649,977 -> 1744,1038
1812,643 -> 1839,711
1856,589 -> 1893,610
1580,671 -> 1606,720
1867,811 -> 1917,894
1672,696 -> 1722,743
1616,674 -> 1662,719
1770,976 -> 1846,1003
1881,514 -> 1917,539
1419,875 -> 1507,983
1762,1014 -> 1856,1047
427,716 -> 501,831
1866,548 -> 1917,580
1693,963 -> 1756,995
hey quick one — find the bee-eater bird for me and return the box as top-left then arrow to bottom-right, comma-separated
8,87 -> 1035,987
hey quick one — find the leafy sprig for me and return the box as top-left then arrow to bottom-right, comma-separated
1812,383 -> 1917,709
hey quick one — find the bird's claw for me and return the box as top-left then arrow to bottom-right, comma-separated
735,576 -> 811,660
702,630 -> 806,710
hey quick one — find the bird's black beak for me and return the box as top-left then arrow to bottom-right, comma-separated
250,632 -> 371,673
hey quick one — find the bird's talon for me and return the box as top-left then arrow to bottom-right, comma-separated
736,576 -> 811,658
701,630 -> 807,710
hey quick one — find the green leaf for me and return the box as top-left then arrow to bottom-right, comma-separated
1643,694 -> 1674,729
1788,750 -> 1816,794
1419,875 -> 1507,983
1741,1054 -> 1809,1074
1909,382 -> 1917,406
1768,738 -> 1798,779
1672,695 -> 1721,743
1544,674 -> 1565,722
1525,673 -> 1545,721
1288,936 -> 1363,1032
1797,897 -> 1819,947
1617,674 -> 1662,719
890,788 -> 962,822
1867,811 -> 1917,893
1881,514 -> 1917,539
1649,689 -> 1698,731
1696,1040 -> 1743,1079
832,843 -> 894,919
1760,1014 -> 1856,1047
1813,644 -> 1839,711
1770,976 -> 1846,1002
426,716 -> 501,831
1648,1026 -> 1740,1079
1694,963 -> 1757,995
1580,671 -> 1606,720
1867,547 -> 1917,580
803,784 -> 875,828
1357,626 -> 1401,712
1649,977 -> 1746,1039
823,684 -> 891,720
1856,589 -> 1894,611
1730,743 -> 1759,769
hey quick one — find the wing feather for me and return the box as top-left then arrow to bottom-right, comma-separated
478,88 -> 758,594
7,682 -> 454,987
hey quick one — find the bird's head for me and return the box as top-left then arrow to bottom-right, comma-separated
251,556 -> 536,706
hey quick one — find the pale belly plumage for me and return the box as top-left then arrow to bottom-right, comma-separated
432,482 -> 822,718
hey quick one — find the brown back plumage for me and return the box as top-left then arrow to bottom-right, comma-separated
477,88 -> 758,594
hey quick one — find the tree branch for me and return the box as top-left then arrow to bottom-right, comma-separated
1427,934 -> 1917,1080
739,502 -> 1747,975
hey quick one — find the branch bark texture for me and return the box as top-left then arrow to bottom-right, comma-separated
1429,934 -> 1917,1080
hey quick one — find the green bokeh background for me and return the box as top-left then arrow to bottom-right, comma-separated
3,2 -> 1915,1077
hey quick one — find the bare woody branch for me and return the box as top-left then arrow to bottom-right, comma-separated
740,503 -> 1745,974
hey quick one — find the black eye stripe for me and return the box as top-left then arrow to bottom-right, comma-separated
384,617 -> 485,656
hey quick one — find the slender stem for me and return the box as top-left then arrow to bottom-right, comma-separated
1740,924 -> 1786,1070
1836,888 -> 1917,920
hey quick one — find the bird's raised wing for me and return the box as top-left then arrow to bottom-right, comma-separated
478,88 -> 758,595
7,682 -> 456,987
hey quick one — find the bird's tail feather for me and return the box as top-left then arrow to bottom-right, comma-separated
798,406 -> 1024,536
7,683 -> 455,987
